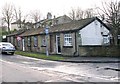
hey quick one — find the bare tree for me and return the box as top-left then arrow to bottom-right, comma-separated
30,10 -> 41,23
84,8 -> 95,18
69,8 -> 84,20
69,7 -> 96,20
98,1 -> 120,45
69,8 -> 75,20
30,10 -> 41,28
14,7 -> 22,29
76,7 -> 84,20
14,6 -> 31,30
2,3 -> 14,33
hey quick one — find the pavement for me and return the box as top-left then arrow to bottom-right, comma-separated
61,56 -> 120,63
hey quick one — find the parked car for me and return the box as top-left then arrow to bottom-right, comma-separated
0,42 -> 16,55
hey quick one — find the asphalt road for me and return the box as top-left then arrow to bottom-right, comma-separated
0,54 -> 119,82
0,55 -> 76,82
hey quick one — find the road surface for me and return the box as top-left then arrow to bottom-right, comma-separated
0,54 -> 119,82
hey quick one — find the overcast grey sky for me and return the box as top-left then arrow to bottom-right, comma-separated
0,0 -> 118,20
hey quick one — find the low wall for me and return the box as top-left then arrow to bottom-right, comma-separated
79,45 -> 120,57
61,46 -> 75,56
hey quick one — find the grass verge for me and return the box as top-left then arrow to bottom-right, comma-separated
15,51 -> 69,61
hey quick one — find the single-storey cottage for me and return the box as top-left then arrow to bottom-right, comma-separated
6,30 -> 26,48
7,17 -> 111,56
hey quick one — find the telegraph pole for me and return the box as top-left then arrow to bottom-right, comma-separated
45,12 -> 52,56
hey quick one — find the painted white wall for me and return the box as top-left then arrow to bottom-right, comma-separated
11,23 -> 24,30
11,24 -> 18,31
79,20 -> 110,45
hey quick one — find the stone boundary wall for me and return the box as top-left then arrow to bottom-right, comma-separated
79,45 -> 120,57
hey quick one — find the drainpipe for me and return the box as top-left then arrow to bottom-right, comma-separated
74,32 -> 78,56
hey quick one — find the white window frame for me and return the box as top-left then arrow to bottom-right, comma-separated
64,34 -> 72,46
103,36 -> 109,44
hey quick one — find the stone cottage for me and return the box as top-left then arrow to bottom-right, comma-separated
8,17 -> 110,56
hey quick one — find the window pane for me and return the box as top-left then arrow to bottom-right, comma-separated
42,36 -> 46,46
28,37 -> 30,46
64,34 -> 72,46
17,40 -> 21,47
34,36 -> 38,47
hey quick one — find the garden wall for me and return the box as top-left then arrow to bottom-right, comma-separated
79,45 -> 120,57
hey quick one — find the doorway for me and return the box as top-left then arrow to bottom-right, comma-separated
56,35 -> 61,54
50,35 -> 54,53
22,39 -> 25,51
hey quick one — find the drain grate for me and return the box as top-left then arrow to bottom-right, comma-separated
104,68 -> 120,71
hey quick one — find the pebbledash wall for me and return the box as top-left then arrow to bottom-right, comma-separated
78,45 -> 120,57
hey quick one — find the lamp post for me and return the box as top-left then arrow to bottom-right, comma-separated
45,26 -> 49,56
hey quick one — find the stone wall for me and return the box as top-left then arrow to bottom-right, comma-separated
61,33 -> 76,56
79,45 -> 120,57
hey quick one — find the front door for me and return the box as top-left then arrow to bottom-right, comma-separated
56,35 -> 61,54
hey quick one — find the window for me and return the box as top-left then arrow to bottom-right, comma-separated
103,36 -> 109,44
27,37 -> 31,47
64,34 -> 72,46
17,40 -> 21,47
41,37 -> 46,46
34,36 -> 38,47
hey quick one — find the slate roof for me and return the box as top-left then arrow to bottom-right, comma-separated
50,17 -> 95,33
7,30 -> 26,37
19,17 -> 109,37
19,28 -> 44,36
33,15 -> 71,25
